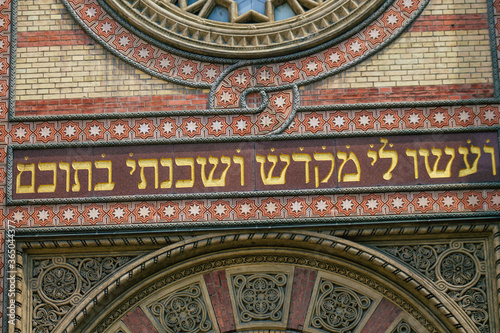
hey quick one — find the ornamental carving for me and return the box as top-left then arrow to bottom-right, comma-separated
148,284 -> 213,333
439,251 -> 476,286
381,241 -> 489,332
232,273 -> 287,323
104,0 -> 386,58
309,280 -> 372,333
40,267 -> 78,302
93,253 -> 439,333
391,320 -> 417,333
31,256 -> 133,333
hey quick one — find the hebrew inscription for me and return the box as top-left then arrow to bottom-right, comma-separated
11,133 -> 499,202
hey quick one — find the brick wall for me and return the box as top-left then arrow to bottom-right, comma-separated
14,0 -> 494,115
16,0 -> 207,109
121,306 -> 159,333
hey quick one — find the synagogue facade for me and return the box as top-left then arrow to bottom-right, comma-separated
1,0 -> 500,332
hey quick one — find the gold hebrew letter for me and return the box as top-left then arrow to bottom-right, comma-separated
16,163 -> 35,194
59,162 -> 71,192
255,153 -> 291,185
72,161 -> 92,192
138,159 -> 159,189
160,158 -> 173,188
126,158 -> 136,175
233,155 -> 245,186
483,145 -> 497,176
367,150 -> 377,166
94,160 -> 115,191
292,153 -> 312,183
313,152 -> 334,188
337,151 -> 361,182
196,155 -> 231,187
378,138 -> 398,180
175,157 -> 195,188
405,149 -> 419,179
37,162 -> 57,193
418,147 -> 455,178
458,145 -> 481,177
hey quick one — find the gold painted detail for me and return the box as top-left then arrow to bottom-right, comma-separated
148,284 -> 213,333
233,273 -> 288,323
31,256 -> 133,332
310,279 -> 372,332
105,0 -> 385,58
381,241 -> 489,332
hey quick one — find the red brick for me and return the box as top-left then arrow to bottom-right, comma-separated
204,270 -> 235,332
287,267 -> 317,330
360,299 -> 402,333
122,307 -> 159,333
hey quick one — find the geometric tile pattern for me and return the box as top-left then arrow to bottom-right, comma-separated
5,104 -> 500,144
4,189 -> 500,228
0,0 -> 11,331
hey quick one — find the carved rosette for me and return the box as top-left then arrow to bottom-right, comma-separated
436,250 -> 479,289
232,273 -> 287,323
392,320 -> 417,333
381,241 -> 489,332
310,280 -> 372,333
31,256 -> 133,333
148,284 -> 212,333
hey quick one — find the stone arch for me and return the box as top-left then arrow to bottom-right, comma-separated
53,231 -> 480,332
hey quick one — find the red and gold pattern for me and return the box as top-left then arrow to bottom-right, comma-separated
8,190 -> 495,227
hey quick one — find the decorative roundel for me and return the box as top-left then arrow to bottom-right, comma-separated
105,0 -> 386,58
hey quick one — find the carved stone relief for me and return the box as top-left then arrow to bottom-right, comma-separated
31,256 -> 133,333
309,279 -> 373,333
23,230 -> 496,333
381,241 -> 489,332
147,283 -> 213,333
392,320 -> 417,333
104,0 -> 387,58
232,273 -> 288,324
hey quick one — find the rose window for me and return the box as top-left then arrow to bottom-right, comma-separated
105,0 -> 386,58
172,0 -> 325,23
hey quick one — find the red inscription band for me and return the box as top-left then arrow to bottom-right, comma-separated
12,132 -> 499,201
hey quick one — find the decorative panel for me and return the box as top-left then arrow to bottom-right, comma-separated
30,256 -> 134,332
231,273 -> 288,326
381,241 -> 490,332
308,279 -> 373,333
146,284 -> 214,333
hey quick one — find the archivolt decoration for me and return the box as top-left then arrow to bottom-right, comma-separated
24,231 -> 493,333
